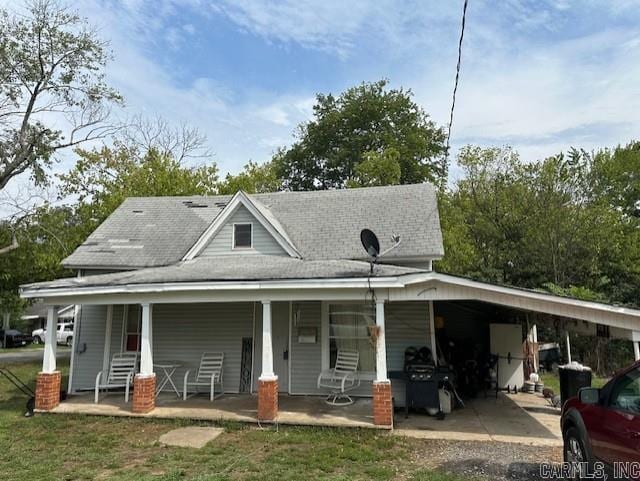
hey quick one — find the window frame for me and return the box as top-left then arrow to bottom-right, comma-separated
232,222 -> 253,250
607,367 -> 640,416
123,305 -> 141,353
327,302 -> 376,374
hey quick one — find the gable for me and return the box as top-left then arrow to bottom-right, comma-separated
198,204 -> 287,257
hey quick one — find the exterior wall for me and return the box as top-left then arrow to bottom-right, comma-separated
386,302 -> 431,407
152,302 -> 255,393
199,205 -> 286,257
287,301 -> 431,405
70,300 -> 431,406
71,305 -> 108,391
289,301 -> 322,394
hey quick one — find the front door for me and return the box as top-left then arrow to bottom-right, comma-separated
271,304 -> 289,393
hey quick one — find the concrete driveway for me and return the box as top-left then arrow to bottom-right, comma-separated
0,347 -> 71,364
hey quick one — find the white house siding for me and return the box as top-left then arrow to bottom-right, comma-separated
199,205 -> 286,257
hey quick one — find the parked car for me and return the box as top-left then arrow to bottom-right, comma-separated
0,329 -> 34,348
561,360 -> 640,477
31,322 -> 74,346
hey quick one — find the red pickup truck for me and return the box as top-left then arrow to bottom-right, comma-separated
561,361 -> 640,478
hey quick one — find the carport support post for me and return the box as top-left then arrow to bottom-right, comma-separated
373,300 -> 393,428
133,303 -> 155,413
35,306 -> 61,411
258,300 -> 278,421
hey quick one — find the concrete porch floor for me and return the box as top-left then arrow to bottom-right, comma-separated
50,391 -> 376,428
395,391 -> 563,447
47,390 -> 562,446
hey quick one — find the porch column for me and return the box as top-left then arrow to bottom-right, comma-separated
36,306 -> 61,411
133,302 -> 155,413
372,300 -> 393,428
565,331 -> 572,364
258,300 -> 278,421
634,342 -> 640,362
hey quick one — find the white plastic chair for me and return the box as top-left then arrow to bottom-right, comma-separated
317,350 -> 360,405
94,352 -> 138,403
183,352 -> 224,401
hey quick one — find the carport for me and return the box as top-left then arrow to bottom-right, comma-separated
402,273 -> 640,414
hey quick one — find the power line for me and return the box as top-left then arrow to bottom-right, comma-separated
443,0 -> 469,181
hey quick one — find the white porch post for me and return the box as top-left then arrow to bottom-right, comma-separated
532,324 -> 539,373
140,303 -> 153,376
375,300 -> 388,382
260,300 -> 276,380
565,331 -> 572,364
43,306 -> 58,373
634,342 -> 640,362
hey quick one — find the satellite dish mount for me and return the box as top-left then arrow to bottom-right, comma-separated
360,229 -> 401,274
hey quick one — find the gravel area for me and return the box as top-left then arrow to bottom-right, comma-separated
409,439 -> 563,481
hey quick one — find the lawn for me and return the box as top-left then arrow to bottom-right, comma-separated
539,371 -> 609,394
0,360 -> 469,481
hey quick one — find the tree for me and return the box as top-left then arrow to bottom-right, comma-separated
217,161 -> 280,195
59,146 -> 220,231
273,80 -> 446,190
0,0 -> 122,193
346,148 -> 401,188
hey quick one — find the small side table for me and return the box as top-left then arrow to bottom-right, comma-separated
154,361 -> 182,398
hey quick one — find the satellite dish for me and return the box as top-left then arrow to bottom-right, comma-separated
360,229 -> 380,258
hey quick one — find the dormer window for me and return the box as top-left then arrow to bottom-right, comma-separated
233,223 -> 252,249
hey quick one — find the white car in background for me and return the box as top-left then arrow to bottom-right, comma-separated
32,322 -> 74,346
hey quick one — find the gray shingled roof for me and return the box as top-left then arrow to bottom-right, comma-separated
63,183 -> 443,269
26,256 -> 427,291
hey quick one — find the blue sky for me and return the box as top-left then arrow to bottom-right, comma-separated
9,0 -> 640,184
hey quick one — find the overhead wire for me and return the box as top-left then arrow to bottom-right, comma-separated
443,0 -> 469,182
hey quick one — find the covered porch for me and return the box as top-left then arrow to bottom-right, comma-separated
23,269 -> 640,432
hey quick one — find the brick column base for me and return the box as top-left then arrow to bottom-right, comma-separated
35,371 -> 62,411
257,378 -> 278,421
372,381 -> 393,428
132,374 -> 156,414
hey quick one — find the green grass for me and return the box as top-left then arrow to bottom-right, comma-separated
539,372 -> 609,394
0,361 -> 470,481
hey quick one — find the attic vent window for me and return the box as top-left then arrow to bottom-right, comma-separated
233,223 -> 252,249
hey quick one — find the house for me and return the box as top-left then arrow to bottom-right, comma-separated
20,184 -> 640,428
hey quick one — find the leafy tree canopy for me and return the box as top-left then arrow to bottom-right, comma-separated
0,0 -> 122,192
217,161 -> 280,195
273,79 -> 446,190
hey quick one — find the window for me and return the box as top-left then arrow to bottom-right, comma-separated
233,223 -> 252,249
124,306 -> 141,352
610,368 -> 640,415
64,325 -> 73,332
329,304 -> 375,372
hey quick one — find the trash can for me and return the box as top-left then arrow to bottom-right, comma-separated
559,363 -> 592,406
